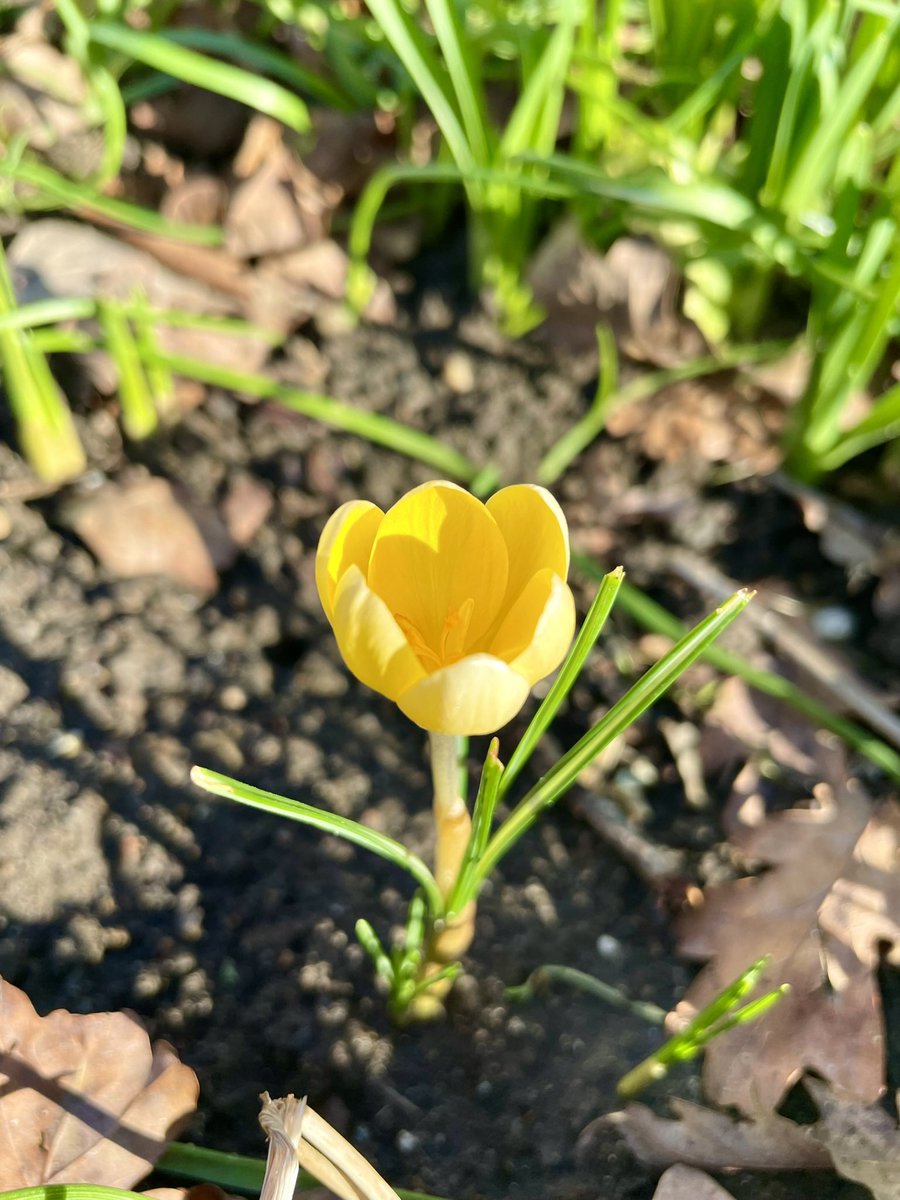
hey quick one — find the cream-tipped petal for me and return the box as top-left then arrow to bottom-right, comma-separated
506,573 -> 576,686
397,654 -> 530,736
486,485 -> 570,609
332,565 -> 426,701
368,481 -> 508,655
315,500 -> 384,624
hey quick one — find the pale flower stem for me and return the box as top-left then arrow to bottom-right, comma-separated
412,734 -> 477,1016
429,732 -> 471,897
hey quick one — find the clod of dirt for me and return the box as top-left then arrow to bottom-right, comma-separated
0,977 -> 198,1186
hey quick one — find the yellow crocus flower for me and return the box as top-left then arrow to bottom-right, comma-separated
315,480 -> 576,735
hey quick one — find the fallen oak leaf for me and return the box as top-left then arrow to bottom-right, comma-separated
676,751 -> 900,1113
805,1078 -> 900,1200
595,1097 -> 829,1171
0,976 -> 198,1187
652,1164 -> 737,1200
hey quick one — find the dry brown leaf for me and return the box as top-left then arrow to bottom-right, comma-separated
676,762 -> 900,1113
65,475 -> 233,594
528,224 -> 702,361
600,1098 -> 830,1171
806,1079 -> 900,1200
0,977 -> 198,1187
0,8 -> 97,172
225,116 -> 340,259
606,378 -> 784,471
652,1164 -> 737,1200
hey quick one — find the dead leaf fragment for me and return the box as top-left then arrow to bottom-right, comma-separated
806,1079 -> 900,1200
652,1164 -> 736,1200
528,224 -> 695,360
66,476 -> 228,594
677,768 -> 900,1113
601,1098 -> 830,1171
0,977 -> 198,1187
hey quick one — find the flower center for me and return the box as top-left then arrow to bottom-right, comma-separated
395,597 -> 475,671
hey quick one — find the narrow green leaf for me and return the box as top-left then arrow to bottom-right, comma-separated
191,766 -> 444,917
424,0 -> 492,165
152,349 -> 481,481
499,566 -> 624,799
472,590 -> 753,887
365,0 -> 477,177
2,157 -> 224,244
89,21 -> 311,134
578,553 -> 900,783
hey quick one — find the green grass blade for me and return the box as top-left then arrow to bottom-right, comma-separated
0,243 -> 86,483
162,27 -> 353,109
190,766 -> 445,917
499,3 -> 578,160
424,0 -> 492,164
88,21 -> 311,134
98,301 -> 158,440
158,1141 -> 450,1200
0,1189 -> 148,1200
817,380 -> 900,470
151,349 -> 481,481
365,0 -> 476,176
499,566 -> 624,799
0,297 -> 96,332
2,157 -> 225,244
446,737 -> 504,916
781,13 -> 900,214
472,590 -> 752,887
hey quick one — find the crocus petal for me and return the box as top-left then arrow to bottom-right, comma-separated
332,565 -> 426,701
486,485 -> 569,609
508,571 -> 578,686
397,654 -> 530,736
315,500 -> 384,624
368,481 -> 508,653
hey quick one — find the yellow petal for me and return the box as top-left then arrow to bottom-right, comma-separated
493,570 -> 575,686
315,500 -> 384,623
332,565 -> 426,700
486,485 -> 569,609
368,481 -> 508,657
397,654 -> 531,736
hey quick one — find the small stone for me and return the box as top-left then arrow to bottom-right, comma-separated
396,1130 -> 419,1154
219,684 -> 247,711
812,605 -> 856,642
596,933 -> 622,959
443,350 -> 475,393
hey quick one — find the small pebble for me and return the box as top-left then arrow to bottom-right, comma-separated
812,605 -> 856,642
596,933 -> 622,959
396,1130 -> 419,1154
443,350 -> 475,393
219,684 -> 247,711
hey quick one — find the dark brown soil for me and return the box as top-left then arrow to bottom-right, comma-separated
0,298 -> 893,1200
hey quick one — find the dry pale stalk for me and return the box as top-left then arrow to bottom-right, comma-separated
258,1093 -> 401,1200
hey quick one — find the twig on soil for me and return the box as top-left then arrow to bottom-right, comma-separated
571,792 -> 686,892
575,554 -> 900,783
651,546 -> 900,752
